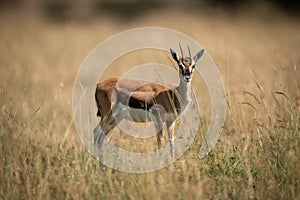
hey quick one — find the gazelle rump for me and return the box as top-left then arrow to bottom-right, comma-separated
94,46 -> 205,162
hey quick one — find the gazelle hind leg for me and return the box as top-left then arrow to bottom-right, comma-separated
94,110 -> 117,148
93,115 -> 117,167
93,125 -> 107,168
94,124 -> 110,150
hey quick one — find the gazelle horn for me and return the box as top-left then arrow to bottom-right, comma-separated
179,43 -> 184,58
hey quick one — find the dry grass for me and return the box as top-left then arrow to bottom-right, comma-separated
0,9 -> 299,199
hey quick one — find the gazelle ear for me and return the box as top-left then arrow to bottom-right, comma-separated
170,48 -> 180,64
193,49 -> 205,63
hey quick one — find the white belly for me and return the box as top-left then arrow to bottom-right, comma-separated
113,103 -> 178,123
128,108 -> 152,122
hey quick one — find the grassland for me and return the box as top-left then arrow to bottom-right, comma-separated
0,9 -> 299,199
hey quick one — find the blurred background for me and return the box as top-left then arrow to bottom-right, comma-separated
1,0 -> 299,199
1,0 -> 299,21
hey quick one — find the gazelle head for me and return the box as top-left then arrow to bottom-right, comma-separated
170,45 -> 204,83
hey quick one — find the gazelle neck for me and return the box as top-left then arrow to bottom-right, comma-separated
176,75 -> 192,106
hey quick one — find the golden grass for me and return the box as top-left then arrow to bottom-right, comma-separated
0,10 -> 299,199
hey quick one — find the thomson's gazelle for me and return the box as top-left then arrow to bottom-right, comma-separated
94,46 -> 204,160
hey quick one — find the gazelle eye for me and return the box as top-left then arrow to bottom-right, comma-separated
191,64 -> 195,68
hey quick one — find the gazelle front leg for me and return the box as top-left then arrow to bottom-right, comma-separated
156,127 -> 163,149
166,120 -> 176,160
152,115 -> 163,150
149,106 -> 165,150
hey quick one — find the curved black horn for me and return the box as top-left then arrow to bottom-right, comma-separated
179,43 -> 184,58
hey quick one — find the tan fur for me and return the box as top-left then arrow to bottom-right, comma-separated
96,78 -> 178,112
94,77 -> 183,156
94,50 -> 201,160
181,58 -> 192,69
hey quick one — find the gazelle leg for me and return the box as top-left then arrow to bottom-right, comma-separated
93,124 -> 106,168
156,129 -> 163,149
93,124 -> 106,150
153,118 -> 163,150
166,121 -> 176,160
94,109 -> 118,147
94,114 -> 117,166
94,119 -> 116,149
149,107 -> 164,150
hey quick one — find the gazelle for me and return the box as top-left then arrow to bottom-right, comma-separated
94,46 -> 204,161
